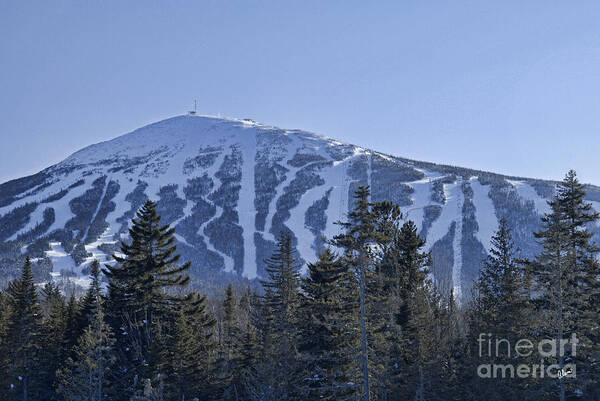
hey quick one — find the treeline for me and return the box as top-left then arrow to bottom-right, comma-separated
0,170 -> 599,400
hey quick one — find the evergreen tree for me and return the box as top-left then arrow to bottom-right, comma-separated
255,231 -> 302,399
104,200 -> 196,398
76,260 -> 103,338
377,220 -> 437,400
331,186 -> 378,400
296,248 -> 359,400
57,290 -> 115,401
215,284 -> 246,400
331,186 -> 402,400
5,257 -> 42,401
64,292 -> 82,360
237,291 -> 262,400
465,218 -> 532,399
38,281 -> 68,400
531,170 -> 600,399
165,292 -> 216,401
0,290 -> 12,395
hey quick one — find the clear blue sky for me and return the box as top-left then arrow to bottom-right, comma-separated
2,1 -> 600,184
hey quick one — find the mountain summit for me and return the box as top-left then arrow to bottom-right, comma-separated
2,115 -> 599,297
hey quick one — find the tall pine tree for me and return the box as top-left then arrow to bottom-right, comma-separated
531,170 -> 600,399
104,199 -> 201,399
255,231 -> 302,399
466,218 -> 532,400
296,248 -> 360,400
5,257 -> 42,401
57,271 -> 115,401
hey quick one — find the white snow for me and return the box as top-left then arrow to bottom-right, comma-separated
451,177 -> 464,300
403,177 -> 433,233
470,178 -> 498,253
82,176 -> 110,241
323,154 -> 356,240
7,204 -> 47,241
46,242 -> 78,276
3,114 -> 578,286
423,178 -> 465,299
263,140 -> 302,241
104,177 -> 144,234
508,180 -> 551,215
425,181 -> 461,250
367,151 -> 373,197
83,226 -> 116,267
45,178 -> 93,234
287,183 -> 331,272
237,127 -> 258,278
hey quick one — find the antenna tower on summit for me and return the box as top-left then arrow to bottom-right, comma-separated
188,100 -> 197,115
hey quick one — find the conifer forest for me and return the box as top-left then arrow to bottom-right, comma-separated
0,170 -> 598,400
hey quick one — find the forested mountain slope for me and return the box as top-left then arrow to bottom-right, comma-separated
2,115 -> 598,297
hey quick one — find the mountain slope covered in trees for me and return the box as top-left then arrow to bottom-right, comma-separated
1,175 -> 598,400
2,115 -> 600,299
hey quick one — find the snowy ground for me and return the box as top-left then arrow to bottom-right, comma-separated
5,114 -> 591,292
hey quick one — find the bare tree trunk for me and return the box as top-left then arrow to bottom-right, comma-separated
359,252 -> 370,401
558,249 -> 565,401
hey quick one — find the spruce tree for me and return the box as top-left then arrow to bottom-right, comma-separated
165,292 -> 216,401
76,260 -> 103,337
5,257 -> 42,401
255,231 -> 302,399
466,218 -> 531,399
531,170 -> 600,399
38,281 -> 68,400
377,220 -> 436,400
0,290 -> 12,395
57,290 -> 115,401
296,248 -> 359,400
64,292 -> 81,360
215,284 -> 245,400
331,186 -> 402,400
330,186 -> 378,400
104,199 -> 197,399
237,290 -> 261,400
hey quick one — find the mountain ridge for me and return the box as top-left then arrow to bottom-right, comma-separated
2,114 -> 599,298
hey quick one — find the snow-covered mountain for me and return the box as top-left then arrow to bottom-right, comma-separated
2,115 -> 600,297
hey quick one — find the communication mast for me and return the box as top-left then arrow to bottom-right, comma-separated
188,100 -> 197,115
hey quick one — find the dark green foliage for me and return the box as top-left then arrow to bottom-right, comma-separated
419,204 -> 442,238
156,184 -> 186,225
466,218 -> 532,399
271,163 -> 327,238
65,176 -> 108,241
296,248 -> 359,400
4,258 -> 42,400
331,186 -> 404,399
38,282 -> 68,400
57,264 -> 115,401
0,170 -> 50,207
461,182 -> 489,296
104,199 -> 216,400
0,202 -> 38,241
0,290 -> 12,394
84,179 -> 120,244
116,180 -> 148,234
253,231 -> 302,399
288,152 -> 328,168
75,260 -> 102,339
530,170 -> 600,399
304,188 -> 332,255
183,145 -> 223,174
1,169 -> 599,400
